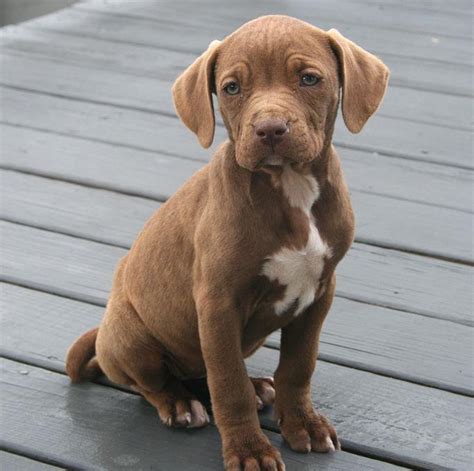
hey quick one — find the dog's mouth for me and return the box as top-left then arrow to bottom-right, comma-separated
254,154 -> 286,176
258,152 -> 313,167
256,154 -> 311,177
262,154 -> 285,167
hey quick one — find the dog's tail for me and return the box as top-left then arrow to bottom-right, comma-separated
66,327 -> 102,383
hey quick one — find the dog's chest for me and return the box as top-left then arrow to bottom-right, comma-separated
261,167 -> 330,316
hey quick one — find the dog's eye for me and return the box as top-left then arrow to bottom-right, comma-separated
300,74 -> 320,86
224,82 -> 240,95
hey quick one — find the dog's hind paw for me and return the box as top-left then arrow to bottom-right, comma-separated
133,381 -> 210,429
251,376 -> 275,410
161,398 -> 210,428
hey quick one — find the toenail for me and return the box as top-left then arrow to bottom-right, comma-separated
325,436 -> 336,452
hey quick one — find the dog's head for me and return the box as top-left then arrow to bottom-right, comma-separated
173,16 -> 389,171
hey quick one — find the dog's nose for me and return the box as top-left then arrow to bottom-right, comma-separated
254,118 -> 289,146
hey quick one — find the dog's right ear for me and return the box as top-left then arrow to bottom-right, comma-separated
172,40 -> 220,149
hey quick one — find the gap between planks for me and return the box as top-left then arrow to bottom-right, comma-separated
0,450 -> 65,471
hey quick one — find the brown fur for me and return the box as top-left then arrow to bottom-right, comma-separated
66,15 -> 388,471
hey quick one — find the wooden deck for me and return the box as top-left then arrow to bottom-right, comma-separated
1,0 -> 473,469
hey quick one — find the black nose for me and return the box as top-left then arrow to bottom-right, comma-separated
254,118 -> 289,146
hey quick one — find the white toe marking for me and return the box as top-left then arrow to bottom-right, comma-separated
189,399 -> 209,428
262,165 -> 330,316
325,435 -> 336,452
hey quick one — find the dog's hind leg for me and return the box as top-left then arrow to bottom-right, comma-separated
97,305 -> 210,429
96,271 -> 209,428
98,305 -> 210,429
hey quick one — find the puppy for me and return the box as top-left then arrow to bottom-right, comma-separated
67,15 -> 389,471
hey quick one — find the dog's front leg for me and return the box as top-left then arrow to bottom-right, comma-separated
274,273 -> 341,453
196,296 -> 285,471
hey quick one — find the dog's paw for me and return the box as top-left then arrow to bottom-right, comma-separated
224,433 -> 285,471
278,409 -> 340,453
251,376 -> 275,410
160,398 -> 210,429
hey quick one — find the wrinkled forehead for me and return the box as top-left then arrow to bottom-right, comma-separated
215,16 -> 337,81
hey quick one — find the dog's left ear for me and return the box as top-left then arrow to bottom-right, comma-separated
172,40 -> 220,148
327,29 -> 389,134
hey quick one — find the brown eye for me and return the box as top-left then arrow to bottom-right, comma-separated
224,82 -> 240,95
300,74 -> 320,86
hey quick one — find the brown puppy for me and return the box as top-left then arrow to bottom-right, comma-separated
67,15 -> 389,470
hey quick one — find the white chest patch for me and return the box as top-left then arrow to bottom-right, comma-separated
262,166 -> 330,316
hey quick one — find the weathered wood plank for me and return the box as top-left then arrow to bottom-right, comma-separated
0,452 -> 63,471
2,86 -> 471,177
350,191 -> 472,262
26,4 -> 474,66
3,169 -> 472,270
0,26 -> 194,82
1,170 -> 157,247
3,275 -> 472,395
2,50 -> 471,133
78,0 -> 473,39
0,220 -> 470,325
1,358 -> 392,471
0,124 -> 203,201
0,86 -> 214,162
2,124 -> 471,213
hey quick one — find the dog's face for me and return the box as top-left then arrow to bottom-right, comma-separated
215,18 -> 340,170
173,16 -> 389,170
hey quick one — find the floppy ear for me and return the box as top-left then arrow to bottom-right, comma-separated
172,40 -> 220,148
327,29 -> 389,134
